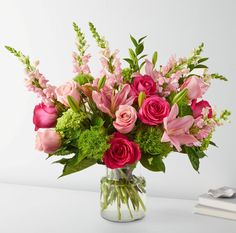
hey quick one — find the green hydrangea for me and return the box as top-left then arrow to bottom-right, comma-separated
135,126 -> 172,157
78,127 -> 110,160
56,109 -> 88,145
56,109 -> 87,132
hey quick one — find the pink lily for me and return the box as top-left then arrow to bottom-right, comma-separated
92,84 -> 135,118
161,104 -> 200,151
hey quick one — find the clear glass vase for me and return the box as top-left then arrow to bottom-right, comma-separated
100,164 -> 146,222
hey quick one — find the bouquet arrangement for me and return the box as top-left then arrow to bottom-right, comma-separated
6,22 -> 230,222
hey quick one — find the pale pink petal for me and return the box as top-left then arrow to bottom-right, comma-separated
167,116 -> 194,134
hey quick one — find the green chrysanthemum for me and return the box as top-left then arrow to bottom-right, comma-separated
78,127 -> 110,161
135,126 -> 172,157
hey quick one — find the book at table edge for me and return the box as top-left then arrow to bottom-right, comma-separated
194,204 -> 236,221
198,193 -> 236,212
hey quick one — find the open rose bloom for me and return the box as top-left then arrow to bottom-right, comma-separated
6,22 -> 230,222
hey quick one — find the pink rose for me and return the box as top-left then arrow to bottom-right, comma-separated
113,105 -> 137,134
139,96 -> 170,125
181,76 -> 209,100
33,103 -> 58,131
103,133 -> 141,169
191,99 -> 213,118
35,129 -> 61,154
55,80 -> 80,106
132,75 -> 157,97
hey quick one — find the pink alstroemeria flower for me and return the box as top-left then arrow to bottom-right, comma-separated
92,84 -> 135,118
161,104 -> 200,151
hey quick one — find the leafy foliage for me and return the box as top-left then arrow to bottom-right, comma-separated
74,73 -> 93,85
123,35 -> 147,72
183,146 -> 207,172
140,153 -> 166,172
57,155 -> 97,177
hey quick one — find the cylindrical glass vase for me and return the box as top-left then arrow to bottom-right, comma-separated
100,164 -> 146,222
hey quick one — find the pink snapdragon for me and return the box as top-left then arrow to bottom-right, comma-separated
25,68 -> 56,105
92,84 -> 135,118
161,104 -> 200,151
99,48 -> 123,87
72,52 -> 91,74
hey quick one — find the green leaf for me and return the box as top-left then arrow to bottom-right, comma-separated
60,157 -> 96,177
91,116 -> 104,127
53,158 -> 70,165
140,154 -> 165,172
74,74 -> 93,85
198,57 -> 208,63
130,35 -> 138,47
184,146 -> 201,172
138,54 -> 147,60
209,141 -> 218,147
172,88 -> 188,105
138,36 -> 147,43
194,64 -> 208,69
98,76 -> 106,90
135,43 -> 144,55
138,91 -> 146,107
123,58 -> 134,66
152,51 -> 158,67
128,48 -> 136,60
139,61 -> 146,70
67,95 -> 80,112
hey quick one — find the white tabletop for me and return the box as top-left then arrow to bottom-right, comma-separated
0,183 -> 235,233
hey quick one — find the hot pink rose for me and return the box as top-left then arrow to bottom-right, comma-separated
132,75 -> 157,97
35,129 -> 61,154
55,80 -> 80,106
33,103 -> 58,131
139,96 -> 170,125
103,133 -> 141,169
181,76 -> 209,100
113,105 -> 137,134
191,99 -> 213,118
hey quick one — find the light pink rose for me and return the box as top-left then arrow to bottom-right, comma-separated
35,129 -> 61,154
181,76 -> 209,100
113,105 -> 137,134
33,103 -> 58,131
55,80 -> 80,106
139,96 -> 170,125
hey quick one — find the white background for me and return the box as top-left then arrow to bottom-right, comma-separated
0,0 -> 235,199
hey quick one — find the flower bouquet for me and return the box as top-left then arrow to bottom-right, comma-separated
6,22 -> 230,222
